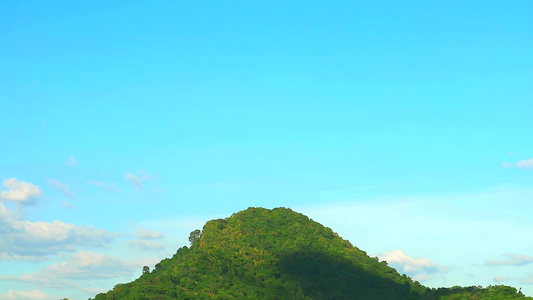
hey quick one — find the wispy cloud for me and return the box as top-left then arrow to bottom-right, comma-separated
47,179 -> 75,197
379,250 -> 447,281
486,254 -> 533,266
87,180 -> 120,193
137,229 -> 163,240
66,155 -> 77,167
87,180 -> 107,187
0,178 -> 42,203
0,251 -> 141,294
125,173 -> 142,189
128,229 -> 165,250
521,274 -> 533,284
39,251 -> 135,280
62,201 -> 74,209
494,276 -> 509,283
0,289 -> 49,300
502,158 -> 533,169
0,252 -> 166,300
124,171 -> 155,191
516,159 -> 533,169
128,239 -> 165,250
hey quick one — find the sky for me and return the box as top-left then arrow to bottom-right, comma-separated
1,0 -> 532,298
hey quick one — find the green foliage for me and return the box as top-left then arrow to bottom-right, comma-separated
433,285 -> 530,299
188,229 -> 201,247
142,265 -> 151,275
90,207 -> 531,300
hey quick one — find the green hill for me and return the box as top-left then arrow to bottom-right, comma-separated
91,207 -> 530,299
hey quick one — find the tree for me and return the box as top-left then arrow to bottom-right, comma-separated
142,265 -> 150,275
153,262 -> 161,273
189,229 -> 201,246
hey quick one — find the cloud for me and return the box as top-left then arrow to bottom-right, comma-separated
521,274 -> 533,284
502,158 -> 533,169
379,250 -> 438,272
128,239 -> 165,250
0,251 -> 140,295
125,173 -> 142,189
516,159 -> 533,169
39,251 -> 136,280
47,179 -> 75,197
66,155 -> 77,167
0,202 -> 116,260
124,171 -> 155,190
0,289 -> 49,300
87,180 -> 121,192
0,178 -> 42,202
494,276 -> 509,283
379,250 -> 447,281
87,180 -> 107,187
137,229 -> 163,240
0,253 -> 160,300
62,201 -> 74,209
486,254 -> 533,266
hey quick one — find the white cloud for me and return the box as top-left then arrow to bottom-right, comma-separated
502,158 -> 533,169
128,239 -> 165,250
0,253 -> 47,262
137,229 -> 163,240
87,180 -> 121,192
125,173 -> 142,189
0,289 -> 49,300
0,202 -> 116,260
66,155 -> 77,167
47,179 -> 75,197
378,250 -> 447,281
62,201 -> 74,209
0,251 -> 141,297
379,250 -> 440,272
137,170 -> 155,181
494,276 -> 509,283
521,274 -> 533,284
124,171 -> 155,190
0,178 -> 42,202
0,201 -> 13,218
39,251 -> 136,280
516,159 -> 533,169
87,180 -> 107,187
87,180 -> 106,187
486,254 -> 533,266
411,273 -> 432,282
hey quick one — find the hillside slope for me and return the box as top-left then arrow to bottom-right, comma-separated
91,207 -> 529,300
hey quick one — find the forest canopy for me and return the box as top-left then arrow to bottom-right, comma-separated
91,207 -> 530,300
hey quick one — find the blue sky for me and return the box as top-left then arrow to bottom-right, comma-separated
1,0 -> 533,298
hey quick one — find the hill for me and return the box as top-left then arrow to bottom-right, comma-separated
91,207 -> 530,299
